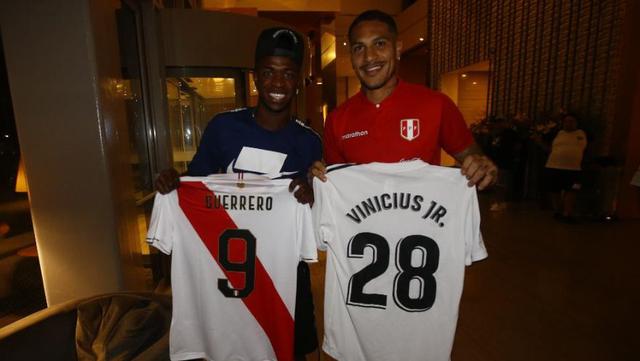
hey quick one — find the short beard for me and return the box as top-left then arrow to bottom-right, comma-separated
360,79 -> 387,91
359,73 -> 397,91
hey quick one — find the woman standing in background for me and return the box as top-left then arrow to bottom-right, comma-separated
543,113 -> 588,222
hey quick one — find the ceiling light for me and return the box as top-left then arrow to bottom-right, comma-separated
343,42 -> 347,46
461,73 -> 467,78
419,37 -> 424,42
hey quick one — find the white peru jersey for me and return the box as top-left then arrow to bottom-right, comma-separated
147,174 -> 317,361
312,160 -> 487,361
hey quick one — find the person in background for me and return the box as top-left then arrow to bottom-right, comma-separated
540,113 -> 588,222
310,9 -> 497,190
486,117 -> 518,211
155,27 -> 320,360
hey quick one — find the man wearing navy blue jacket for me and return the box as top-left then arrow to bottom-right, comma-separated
155,27 -> 320,359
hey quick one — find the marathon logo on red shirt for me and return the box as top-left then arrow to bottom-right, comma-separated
341,130 -> 369,140
400,118 -> 420,141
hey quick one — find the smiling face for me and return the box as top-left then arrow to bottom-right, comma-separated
349,20 -> 402,92
254,56 -> 300,113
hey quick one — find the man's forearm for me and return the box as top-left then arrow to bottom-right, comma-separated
453,142 -> 484,164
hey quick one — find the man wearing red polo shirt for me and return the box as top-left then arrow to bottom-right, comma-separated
311,10 -> 497,189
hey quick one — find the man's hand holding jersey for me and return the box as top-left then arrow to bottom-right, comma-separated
308,161 -> 328,183
288,177 -> 314,205
454,145 -> 498,190
155,168 -> 180,195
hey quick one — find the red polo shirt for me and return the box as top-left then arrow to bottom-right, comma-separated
323,79 -> 474,165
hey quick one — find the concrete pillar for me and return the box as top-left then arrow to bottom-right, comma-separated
1,0 -> 145,305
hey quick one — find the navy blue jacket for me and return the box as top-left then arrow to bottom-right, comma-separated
187,108 -> 322,177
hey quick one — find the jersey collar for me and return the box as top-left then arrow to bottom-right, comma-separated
250,107 -> 296,133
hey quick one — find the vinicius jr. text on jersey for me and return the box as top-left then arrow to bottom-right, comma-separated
345,191 -> 449,227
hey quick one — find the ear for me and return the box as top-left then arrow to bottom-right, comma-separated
396,40 -> 403,59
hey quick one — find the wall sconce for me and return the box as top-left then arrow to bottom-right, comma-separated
15,158 -> 28,193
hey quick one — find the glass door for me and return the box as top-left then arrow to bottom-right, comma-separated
166,68 -> 247,172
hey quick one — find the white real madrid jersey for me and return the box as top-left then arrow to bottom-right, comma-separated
147,174 -> 317,361
312,160 -> 487,361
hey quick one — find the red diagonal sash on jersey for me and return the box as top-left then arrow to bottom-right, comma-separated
178,181 -> 294,361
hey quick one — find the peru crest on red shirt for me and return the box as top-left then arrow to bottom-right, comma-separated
400,118 -> 420,141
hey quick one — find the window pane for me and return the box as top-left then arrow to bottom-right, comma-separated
0,33 -> 44,327
115,3 -> 155,289
166,77 -> 239,172
247,72 -> 258,107
116,5 -> 153,200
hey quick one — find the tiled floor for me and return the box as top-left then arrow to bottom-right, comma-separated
307,197 -> 640,361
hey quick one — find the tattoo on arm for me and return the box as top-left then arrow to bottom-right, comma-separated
453,143 -> 484,163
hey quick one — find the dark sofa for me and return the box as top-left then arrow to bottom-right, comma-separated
0,292 -> 171,361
